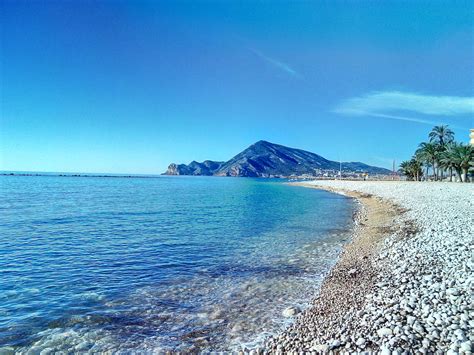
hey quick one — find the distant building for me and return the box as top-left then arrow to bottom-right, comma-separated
470,129 -> 474,146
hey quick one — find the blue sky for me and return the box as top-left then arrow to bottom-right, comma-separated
1,1 -> 473,174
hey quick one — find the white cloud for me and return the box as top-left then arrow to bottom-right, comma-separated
361,112 -> 439,125
334,91 -> 474,125
249,48 -> 302,78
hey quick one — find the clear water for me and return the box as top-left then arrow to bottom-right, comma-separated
0,175 -> 356,352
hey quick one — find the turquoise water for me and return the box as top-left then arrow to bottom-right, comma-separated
0,175 -> 355,352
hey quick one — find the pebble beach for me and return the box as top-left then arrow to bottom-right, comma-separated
266,181 -> 473,354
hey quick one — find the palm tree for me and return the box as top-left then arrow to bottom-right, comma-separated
411,158 -> 423,181
429,125 -> 454,146
439,143 -> 457,182
448,143 -> 474,182
414,150 -> 428,180
429,125 -> 455,180
470,159 -> 474,182
416,142 -> 440,180
399,159 -> 423,181
406,125 -> 472,183
399,160 -> 412,180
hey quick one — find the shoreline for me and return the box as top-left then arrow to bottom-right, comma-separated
265,182 -> 413,352
265,181 -> 472,353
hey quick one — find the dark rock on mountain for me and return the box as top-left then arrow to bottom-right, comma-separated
164,163 -> 190,176
163,140 -> 391,177
163,160 -> 224,176
188,160 -> 225,175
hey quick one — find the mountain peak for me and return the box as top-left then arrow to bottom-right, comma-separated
254,139 -> 271,145
250,140 -> 274,148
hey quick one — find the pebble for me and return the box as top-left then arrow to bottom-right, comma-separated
460,341 -> 472,352
377,327 -> 393,337
329,339 -> 341,349
282,306 -> 301,318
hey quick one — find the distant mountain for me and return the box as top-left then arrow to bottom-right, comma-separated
163,140 -> 391,177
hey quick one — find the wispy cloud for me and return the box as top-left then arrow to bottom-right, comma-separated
361,112 -> 440,126
249,48 -> 302,79
334,91 -> 474,126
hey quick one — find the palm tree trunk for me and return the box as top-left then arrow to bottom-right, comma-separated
449,167 -> 453,182
462,168 -> 468,183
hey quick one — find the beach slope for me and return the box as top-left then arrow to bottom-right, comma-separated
267,181 -> 473,353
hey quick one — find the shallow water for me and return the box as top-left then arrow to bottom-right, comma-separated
0,175 -> 355,352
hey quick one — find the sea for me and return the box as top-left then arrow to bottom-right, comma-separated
0,174 -> 356,352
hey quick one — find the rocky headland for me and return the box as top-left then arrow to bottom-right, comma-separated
164,160 -> 225,176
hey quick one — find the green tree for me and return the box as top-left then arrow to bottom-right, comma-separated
399,160 -> 412,180
429,125 -> 455,146
448,143 -> 474,182
428,125 -> 455,180
416,142 -> 440,181
399,159 -> 423,181
439,143 -> 457,182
